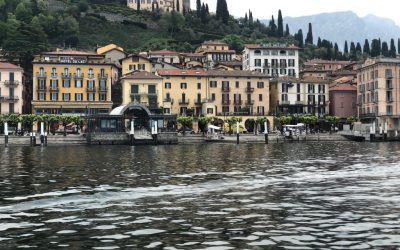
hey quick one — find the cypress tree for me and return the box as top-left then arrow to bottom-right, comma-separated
382,41 -> 389,57
151,1 -> 155,12
363,39 -> 370,55
344,41 -> 348,55
137,0 -> 140,11
200,3 -> 207,23
176,0 -> 180,12
249,10 -> 253,24
269,15 -> 276,36
196,0 -> 201,17
244,13 -> 248,24
390,38 -> 396,58
350,41 -> 356,59
371,39 -> 380,57
277,9 -> 283,37
317,37 -> 322,48
216,0 -> 229,24
305,23 -> 313,45
398,38 -> 400,54
296,29 -> 304,48
334,43 -> 339,59
356,42 -> 362,53
205,4 -> 209,14
285,24 -> 290,36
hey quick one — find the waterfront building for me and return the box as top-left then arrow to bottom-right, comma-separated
96,44 -> 127,66
329,77 -> 357,118
357,57 -> 400,135
156,69 -> 269,117
243,43 -> 300,78
127,0 -> 185,13
121,54 -> 180,75
32,50 -> 119,115
120,70 -> 163,113
148,49 -> 181,65
195,41 -> 236,68
270,77 -> 330,116
0,62 -> 24,114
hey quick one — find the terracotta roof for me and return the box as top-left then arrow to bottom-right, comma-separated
202,50 -> 236,54
271,76 -> 329,84
304,59 -> 352,65
122,71 -> 161,80
180,53 -> 204,57
202,40 -> 228,45
149,49 -> 180,56
157,69 -> 208,76
244,44 -> 300,50
96,44 -> 124,54
42,50 -> 100,56
329,83 -> 357,91
208,70 -> 267,78
216,61 -> 243,67
0,62 -> 22,70
123,54 -> 150,62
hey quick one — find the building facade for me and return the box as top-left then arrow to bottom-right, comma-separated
243,44 -> 300,78
127,0 -> 184,13
156,69 -> 269,117
195,41 -> 236,68
329,81 -> 357,118
357,57 -> 400,134
270,77 -> 330,116
0,62 -> 24,114
32,50 -> 119,115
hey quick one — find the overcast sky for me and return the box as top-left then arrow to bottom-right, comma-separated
190,0 -> 400,26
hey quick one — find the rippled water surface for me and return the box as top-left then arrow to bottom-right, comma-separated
1,142 -> 400,249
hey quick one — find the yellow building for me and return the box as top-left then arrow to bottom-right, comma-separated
32,50 -> 119,115
120,71 -> 163,111
156,69 -> 270,117
121,54 -> 152,75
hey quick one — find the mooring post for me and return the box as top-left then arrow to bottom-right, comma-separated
264,121 -> 268,144
154,121 -> 158,144
236,121 -> 239,145
44,132 -> 48,146
4,122 -> 8,147
130,119 -> 135,146
30,132 -> 33,146
40,122 -> 45,146
33,132 -> 36,146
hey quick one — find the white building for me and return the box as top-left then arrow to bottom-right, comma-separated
127,0 -> 184,13
270,77 -> 329,116
243,44 -> 300,78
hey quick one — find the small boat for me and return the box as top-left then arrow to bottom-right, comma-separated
205,125 -> 225,142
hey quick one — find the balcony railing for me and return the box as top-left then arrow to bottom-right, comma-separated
37,72 -> 47,78
37,86 -> 47,91
49,86 -> 59,92
74,73 -> 84,79
221,86 -> 230,92
233,100 -> 242,105
98,86 -> 108,92
87,87 -> 96,92
98,74 -> 108,79
4,80 -> 20,86
245,87 -> 254,93
61,73 -> 72,79
202,98 -> 214,103
195,99 -> 203,105
245,100 -> 255,105
50,73 -> 58,78
163,97 -> 173,103
179,99 -> 190,105
281,100 -> 290,105
295,101 -> 305,105
0,96 -> 19,102
88,74 -> 95,79
222,99 -> 231,105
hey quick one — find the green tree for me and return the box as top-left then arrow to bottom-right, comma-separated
363,39 -> 370,55
222,34 -> 244,53
305,22 -> 313,44
198,116 -> 213,135
176,0 -> 180,12
294,29 -> 303,47
268,15 -> 276,36
371,39 -> 381,57
317,37 -> 322,48
136,0 -> 140,12
389,38 -> 396,58
196,0 -> 201,17
349,41 -> 356,59
381,41 -> 389,57
398,38 -> 400,54
248,10 -> 253,24
78,0 -> 89,12
344,40 -> 348,55
285,23 -> 289,36
177,116 -> 193,135
346,116 -> 358,125
277,9 -> 283,37
255,116 -> 267,135
216,0 -> 229,24
225,116 -> 242,134
15,2 -> 32,23
325,116 -> 339,133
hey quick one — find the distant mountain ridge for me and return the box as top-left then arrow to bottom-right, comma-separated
263,11 -> 400,48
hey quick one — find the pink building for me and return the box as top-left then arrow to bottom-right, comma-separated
329,81 -> 357,118
0,62 -> 24,114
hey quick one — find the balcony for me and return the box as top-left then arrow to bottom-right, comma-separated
37,86 -> 47,92
246,100 -> 255,105
179,99 -> 190,105
245,87 -> 254,93
386,73 -> 393,79
295,101 -> 305,105
271,63 -> 280,68
195,99 -> 203,105
233,100 -> 242,105
386,85 -> 393,90
50,73 -> 58,78
222,99 -> 231,105
163,97 -> 173,104
49,86 -> 59,92
88,74 -> 95,79
140,92 -> 157,96
387,98 -> 394,103
61,73 -> 72,79
281,100 -> 290,105
74,73 -> 84,79
87,87 -> 96,92
263,63 -> 271,68
0,96 -> 19,102
202,98 -> 214,103
36,72 -> 47,79
221,86 -> 230,92
98,74 -> 108,79
4,80 -> 20,86
98,86 -> 108,92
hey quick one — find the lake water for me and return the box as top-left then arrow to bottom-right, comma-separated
1,142 -> 400,249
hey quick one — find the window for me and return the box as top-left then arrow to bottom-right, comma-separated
39,67 -> 45,76
9,103 -> 14,113
163,108 -> 171,114
76,68 -> 82,77
297,83 -> 300,93
308,84 -> 315,93
51,68 -> 57,77
51,93 -> 58,101
87,93 -> 95,101
211,93 -> 216,101
100,69 -> 105,77
75,80 -> 82,88
222,106 -> 229,113
235,81 -> 239,88
180,82 -> 187,89
257,106 -> 264,115
165,82 -> 171,89
210,81 -> 217,88
129,65 -> 136,71
288,59 -> 295,67
63,93 -> 70,101
259,94 -> 263,101
131,85 -> 138,93
87,80 -> 95,90
148,85 -> 156,94
39,92 -> 46,101
99,93 -> 106,101
63,80 -> 70,88
254,59 -> 261,67
63,68 -> 69,76
197,82 -> 201,89
180,107 -> 187,115
282,83 -> 288,93
75,93 -> 83,101
257,82 -> 264,88
207,108 -> 214,114
50,79 -> 58,89
281,94 -> 288,102
387,105 -> 393,115
88,68 -> 94,78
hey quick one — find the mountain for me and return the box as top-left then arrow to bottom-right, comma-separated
264,11 -> 400,49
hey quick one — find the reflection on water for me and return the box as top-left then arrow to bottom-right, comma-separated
1,142 -> 400,249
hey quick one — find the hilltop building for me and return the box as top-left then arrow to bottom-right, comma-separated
127,0 -> 185,13
195,41 -> 236,69
0,62 -> 24,114
32,50 -> 119,115
243,43 -> 300,78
